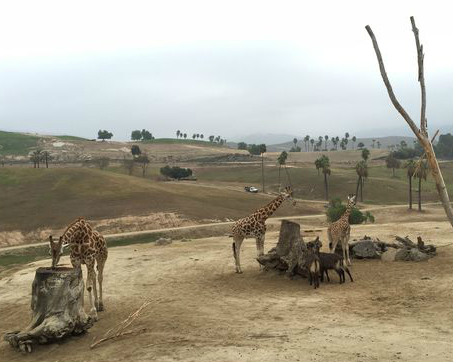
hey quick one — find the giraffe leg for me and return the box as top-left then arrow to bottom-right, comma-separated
233,236 -> 244,274
345,234 -> 352,265
85,259 -> 98,321
96,254 -> 106,312
341,238 -> 348,269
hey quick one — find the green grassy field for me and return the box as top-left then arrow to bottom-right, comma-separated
141,138 -> 223,146
194,162 -> 453,204
0,131 -> 39,155
55,135 -> 89,141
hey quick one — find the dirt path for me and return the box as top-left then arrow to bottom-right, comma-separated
1,219 -> 452,362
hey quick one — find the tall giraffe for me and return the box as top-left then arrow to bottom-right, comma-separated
328,194 -> 356,265
49,217 -> 108,320
231,186 -> 294,273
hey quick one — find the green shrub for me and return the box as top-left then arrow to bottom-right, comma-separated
326,198 -> 374,225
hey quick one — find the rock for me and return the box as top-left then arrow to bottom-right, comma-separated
352,240 -> 381,259
381,248 -> 398,262
395,248 -> 429,262
155,237 -> 172,246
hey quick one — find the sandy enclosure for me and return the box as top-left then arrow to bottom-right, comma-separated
1,220 -> 453,362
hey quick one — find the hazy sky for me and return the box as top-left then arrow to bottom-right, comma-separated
1,0 -> 452,141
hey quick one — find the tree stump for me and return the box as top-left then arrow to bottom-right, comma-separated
257,220 -> 308,277
4,267 -> 93,353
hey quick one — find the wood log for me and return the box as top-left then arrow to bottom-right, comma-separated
257,220 -> 307,276
4,267 -> 93,353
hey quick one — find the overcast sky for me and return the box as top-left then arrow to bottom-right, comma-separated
1,0 -> 452,142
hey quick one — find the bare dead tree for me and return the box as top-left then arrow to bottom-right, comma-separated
365,17 -> 453,227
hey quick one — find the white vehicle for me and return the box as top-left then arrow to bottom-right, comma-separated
244,186 -> 259,193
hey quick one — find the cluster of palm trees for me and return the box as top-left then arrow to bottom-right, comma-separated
30,149 -> 52,168
175,130 -> 226,145
403,158 -> 428,211
293,133 -> 358,152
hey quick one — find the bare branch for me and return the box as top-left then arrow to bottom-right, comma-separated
411,16 -> 427,135
365,25 -> 421,138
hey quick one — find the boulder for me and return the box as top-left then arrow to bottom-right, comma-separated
155,237 -> 172,246
352,240 -> 381,259
381,248 -> 398,262
395,248 -> 429,262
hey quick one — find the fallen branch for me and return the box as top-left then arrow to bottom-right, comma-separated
90,301 -> 151,349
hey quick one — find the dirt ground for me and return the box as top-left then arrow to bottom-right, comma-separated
1,215 -> 453,362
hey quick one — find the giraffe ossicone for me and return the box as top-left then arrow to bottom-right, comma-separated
231,186 -> 294,273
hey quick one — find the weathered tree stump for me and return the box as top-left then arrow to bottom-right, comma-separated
257,220 -> 308,276
4,267 -> 93,353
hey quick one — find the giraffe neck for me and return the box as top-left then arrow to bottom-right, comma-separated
256,195 -> 285,221
341,202 -> 354,222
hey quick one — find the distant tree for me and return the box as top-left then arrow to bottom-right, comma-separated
331,136 -> 338,150
293,138 -> 298,149
42,151 -> 52,168
131,145 -> 141,157
400,140 -> 408,149
200,134 -> 204,140
192,134 -> 196,140
315,155 -> 331,200
209,135 -> 215,142
131,130 -> 142,141
361,148 -> 370,161
196,133 -> 200,139
415,159 -> 428,211
97,130 -> 113,141
355,160 -> 368,202
404,159 -> 417,209
183,133 -> 187,139
289,146 -> 301,152
377,140 -> 381,149
352,136 -> 357,149
30,149 -> 43,168
258,144 -> 267,193
247,144 -> 261,155
372,139 -> 376,149
310,138 -> 315,151
324,135 -> 329,150
304,135 -> 310,151
215,136 -> 221,143
237,142 -> 248,150
434,133 -> 453,159
345,132 -> 350,140
123,158 -> 135,176
96,157 -> 110,170
135,154 -> 150,177
385,153 -> 401,177
277,151 -> 288,191
141,129 -> 153,140
176,130 -> 181,139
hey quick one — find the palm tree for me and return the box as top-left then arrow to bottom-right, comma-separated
31,149 -> 43,168
352,136 -> 357,149
260,144 -> 267,193
277,151 -> 288,191
304,135 -> 310,151
355,160 -> 368,202
385,153 -> 401,177
372,139 -> 376,149
415,159 -> 428,211
324,135 -> 329,150
42,151 -> 52,168
310,138 -> 315,151
200,134 -> 204,140
404,159 -> 417,209
176,130 -> 181,139
377,140 -> 381,149
315,155 -> 331,200
336,136 -> 340,150
192,134 -> 196,140
293,138 -> 298,149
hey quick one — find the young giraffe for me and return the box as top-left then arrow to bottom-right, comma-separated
231,186 -> 294,273
328,194 -> 356,265
49,217 -> 108,320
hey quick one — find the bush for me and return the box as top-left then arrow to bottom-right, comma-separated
160,165 -> 193,180
289,146 -> 301,152
326,198 -> 374,225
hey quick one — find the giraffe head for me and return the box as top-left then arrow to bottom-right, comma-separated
49,235 -> 66,269
347,194 -> 356,207
282,186 -> 296,206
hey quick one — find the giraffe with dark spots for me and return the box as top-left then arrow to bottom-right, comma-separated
49,217 -> 108,321
328,194 -> 356,265
231,186 -> 294,273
